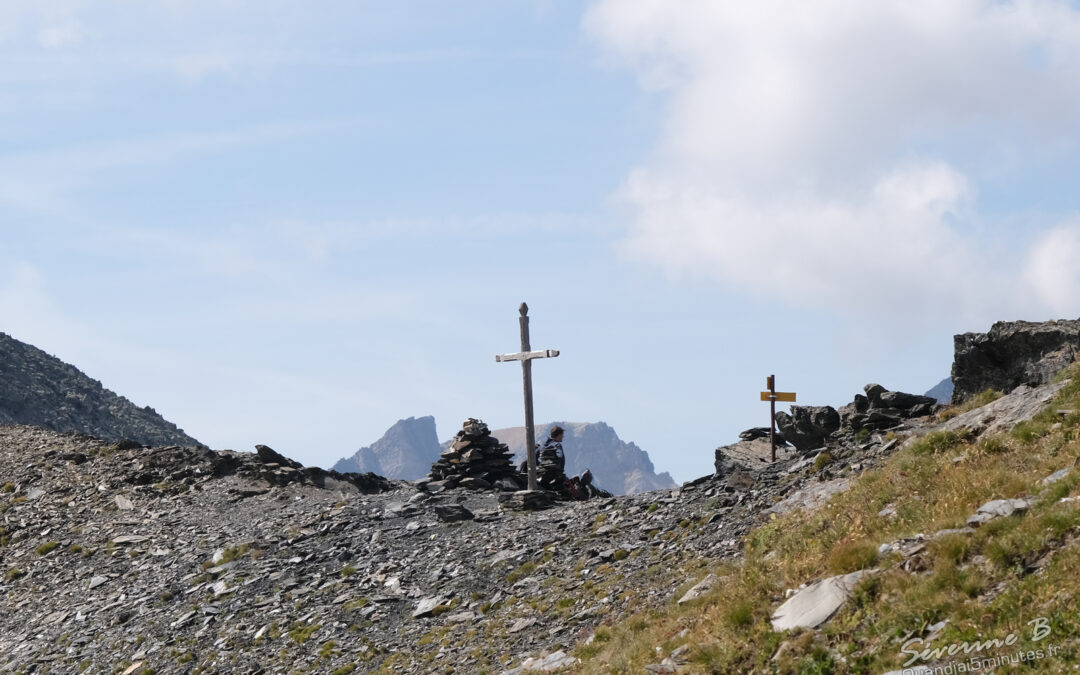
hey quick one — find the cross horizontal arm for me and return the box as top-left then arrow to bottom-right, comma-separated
495,349 -> 560,363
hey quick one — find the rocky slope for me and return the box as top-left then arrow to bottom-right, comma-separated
332,416 -> 442,480
0,332 -> 199,447
489,421 -> 677,495
0,424 -> 754,674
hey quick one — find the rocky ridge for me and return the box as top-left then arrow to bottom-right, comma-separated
489,422 -> 677,496
0,332 -> 198,448
0,411 -> 924,674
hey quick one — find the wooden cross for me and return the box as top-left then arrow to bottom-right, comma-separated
760,374 -> 796,462
496,302 -> 560,491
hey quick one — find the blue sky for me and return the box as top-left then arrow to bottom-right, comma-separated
4,1 -> 1080,483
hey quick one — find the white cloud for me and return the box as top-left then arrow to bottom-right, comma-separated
586,0 -> 1080,321
1024,223 -> 1080,316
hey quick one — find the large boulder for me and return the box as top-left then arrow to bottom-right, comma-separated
840,384 -> 940,431
774,406 -> 840,452
951,319 -> 1080,404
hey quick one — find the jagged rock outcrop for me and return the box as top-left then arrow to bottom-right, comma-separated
836,383 -> 939,433
951,319 -> 1080,404
332,416 -> 442,480
774,406 -> 840,453
490,421 -> 676,495
0,332 -> 199,447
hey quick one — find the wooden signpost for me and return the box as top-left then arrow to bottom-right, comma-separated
496,302 -> 560,491
761,374 -> 796,462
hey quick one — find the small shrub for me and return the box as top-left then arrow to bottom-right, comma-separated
813,452 -> 834,471
854,428 -> 871,443
6,568 -> 25,581
1,483 -> 14,493
910,430 -> 971,455
647,503 -> 660,513
287,622 -> 320,644
977,435 -> 1010,454
826,540 -> 879,574
507,561 -> 537,584
36,541 -> 59,556
726,600 -> 755,628
340,565 -> 357,577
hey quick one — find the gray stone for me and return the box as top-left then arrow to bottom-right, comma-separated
966,498 -> 1031,527
677,573 -> 719,604
434,504 -> 474,522
497,490 -> 555,511
770,571 -> 869,631
411,596 -> 449,619
1041,468 -> 1072,486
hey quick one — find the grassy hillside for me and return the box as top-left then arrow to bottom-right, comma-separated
578,364 -> 1080,673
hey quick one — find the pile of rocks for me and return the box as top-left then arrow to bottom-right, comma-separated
773,384 -> 941,453
425,419 -> 524,492
838,383 -> 939,433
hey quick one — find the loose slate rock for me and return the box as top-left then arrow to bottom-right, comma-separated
434,503 -> 475,522
966,498 -> 1031,527
412,596 -> 449,619
771,571 -> 869,631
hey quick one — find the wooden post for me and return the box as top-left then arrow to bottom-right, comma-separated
760,376 -> 796,463
496,302 -> 560,491
768,374 -> 776,462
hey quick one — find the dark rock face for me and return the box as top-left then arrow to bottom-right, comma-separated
491,422 -> 676,496
0,332 -> 199,447
951,319 -> 1080,404
332,416 -> 442,480
774,406 -> 840,452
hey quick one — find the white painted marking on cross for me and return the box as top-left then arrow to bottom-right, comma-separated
495,349 -> 560,362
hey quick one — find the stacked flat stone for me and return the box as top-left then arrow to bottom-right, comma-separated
427,418 -> 524,491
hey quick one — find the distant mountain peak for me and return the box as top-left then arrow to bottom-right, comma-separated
333,417 -> 675,495
488,421 -> 676,495
333,415 -> 441,480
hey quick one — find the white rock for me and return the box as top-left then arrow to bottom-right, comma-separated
677,573 -> 718,604
967,498 -> 1031,526
1041,468 -> 1071,486
114,495 -> 134,511
770,571 -> 869,631
412,596 -> 448,619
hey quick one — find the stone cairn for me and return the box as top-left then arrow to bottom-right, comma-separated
427,418 -> 524,492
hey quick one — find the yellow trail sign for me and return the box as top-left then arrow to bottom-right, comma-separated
760,391 -> 796,402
